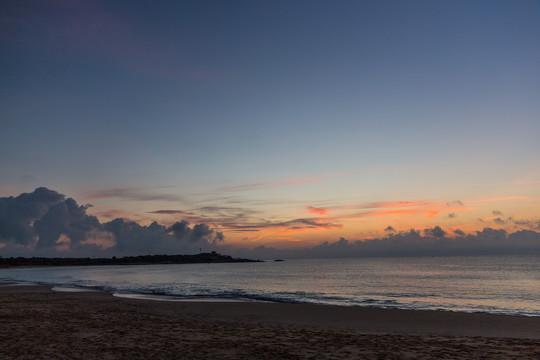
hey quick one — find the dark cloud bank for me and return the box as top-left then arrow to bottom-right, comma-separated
0,188 -> 223,257
233,226 -> 540,259
1,188 -> 539,258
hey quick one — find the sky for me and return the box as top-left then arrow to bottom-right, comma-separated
1,0 -> 539,258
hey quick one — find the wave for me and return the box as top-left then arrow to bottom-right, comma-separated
2,256 -> 539,317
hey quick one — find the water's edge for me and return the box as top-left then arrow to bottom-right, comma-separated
2,256 -> 539,317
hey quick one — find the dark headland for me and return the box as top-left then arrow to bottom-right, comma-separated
0,251 -> 262,268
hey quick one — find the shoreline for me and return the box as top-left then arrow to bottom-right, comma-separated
1,284 -> 539,359
2,279 -> 539,318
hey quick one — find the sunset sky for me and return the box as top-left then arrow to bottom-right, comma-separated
1,1 -> 539,256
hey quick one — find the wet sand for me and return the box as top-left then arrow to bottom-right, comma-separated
1,284 -> 539,359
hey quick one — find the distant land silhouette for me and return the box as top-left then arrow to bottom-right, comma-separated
0,251 -> 262,268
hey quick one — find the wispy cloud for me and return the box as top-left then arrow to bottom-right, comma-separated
214,165 -> 419,194
215,178 -> 324,193
212,217 -> 343,236
149,210 -> 194,215
305,206 -> 330,215
315,199 -> 469,223
83,187 -> 183,202
143,197 -> 471,235
468,196 -> 528,203
84,185 -> 534,242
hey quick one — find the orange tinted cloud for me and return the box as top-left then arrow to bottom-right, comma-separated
250,232 -> 275,242
317,200 -> 472,225
374,201 -> 433,208
305,206 -> 330,215
425,211 -> 441,218
272,237 -> 303,242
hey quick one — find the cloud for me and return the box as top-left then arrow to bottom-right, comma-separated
151,196 -> 474,235
0,188 -> 224,256
232,227 -> 540,259
195,206 -> 259,219
446,200 -> 465,207
508,218 -> 540,230
493,210 -> 503,216
146,206 -> 262,231
326,199 -> 471,222
83,187 -> 183,202
149,210 -> 193,215
215,177 -> 325,193
484,216 -> 540,230
3,188 -> 539,259
351,201 -> 433,210
33,198 -> 100,248
454,229 -> 465,236
169,220 -> 224,245
0,187 -> 66,246
102,219 -> 223,255
282,218 -> 342,230
305,206 -> 329,215
423,226 -> 446,238
220,218 -> 343,232
178,195 -> 528,236
212,166 -> 418,195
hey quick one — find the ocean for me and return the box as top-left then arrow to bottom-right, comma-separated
1,255 -> 539,317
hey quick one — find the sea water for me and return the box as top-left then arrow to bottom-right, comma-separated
1,255 -> 539,316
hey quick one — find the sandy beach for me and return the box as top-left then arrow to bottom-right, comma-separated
1,284 -> 539,359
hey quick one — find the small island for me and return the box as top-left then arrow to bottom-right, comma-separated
0,251 -> 262,268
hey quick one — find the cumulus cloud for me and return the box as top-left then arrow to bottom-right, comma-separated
384,226 -> 396,232
504,217 -> 540,230
34,198 -> 100,248
484,215 -> 540,230
169,220 -> 224,245
493,210 -> 503,216
423,226 -> 446,238
0,187 -> 66,246
0,188 -> 224,256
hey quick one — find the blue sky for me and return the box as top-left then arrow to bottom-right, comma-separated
1,0 -> 539,255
